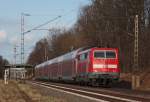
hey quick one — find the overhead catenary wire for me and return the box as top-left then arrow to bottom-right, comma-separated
23,9 -> 75,35
24,15 -> 61,34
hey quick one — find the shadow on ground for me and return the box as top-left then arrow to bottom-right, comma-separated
112,80 -> 132,89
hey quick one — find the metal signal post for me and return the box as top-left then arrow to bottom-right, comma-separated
21,13 -> 24,64
21,13 -> 30,64
134,15 -> 139,72
132,15 -> 140,90
14,44 -> 17,65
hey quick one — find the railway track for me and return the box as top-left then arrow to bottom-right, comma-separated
29,81 -> 150,102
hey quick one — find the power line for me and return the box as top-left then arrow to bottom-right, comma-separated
24,15 -> 61,34
24,9 -> 75,34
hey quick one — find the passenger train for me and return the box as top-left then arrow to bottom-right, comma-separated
35,47 -> 120,86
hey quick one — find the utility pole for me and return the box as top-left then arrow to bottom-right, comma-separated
20,15 -> 60,64
132,15 -> 140,90
134,15 -> 139,72
44,47 -> 47,61
21,13 -> 25,64
21,13 -> 30,64
14,44 -> 17,65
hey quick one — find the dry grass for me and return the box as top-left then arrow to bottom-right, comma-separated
120,73 -> 132,82
18,82 -> 66,102
0,80 -> 66,102
120,71 -> 150,91
0,80 -> 26,102
139,70 -> 150,91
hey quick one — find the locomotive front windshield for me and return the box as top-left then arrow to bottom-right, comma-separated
94,51 -> 105,58
106,51 -> 116,58
94,51 -> 116,59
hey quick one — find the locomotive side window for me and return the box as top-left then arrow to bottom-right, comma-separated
79,53 -> 88,60
106,51 -> 116,58
94,51 -> 105,58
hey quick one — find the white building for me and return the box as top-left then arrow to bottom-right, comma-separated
10,68 -> 26,79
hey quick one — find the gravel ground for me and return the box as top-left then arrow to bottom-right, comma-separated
19,82 -> 66,102
29,82 -> 100,102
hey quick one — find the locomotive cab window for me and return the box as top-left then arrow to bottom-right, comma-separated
94,51 -> 105,58
106,51 -> 116,58
79,53 -> 88,60
94,51 -> 116,59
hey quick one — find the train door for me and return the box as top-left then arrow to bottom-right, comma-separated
71,59 -> 74,78
77,52 -> 89,76
58,62 -> 62,80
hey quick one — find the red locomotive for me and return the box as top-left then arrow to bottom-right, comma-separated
35,47 -> 120,86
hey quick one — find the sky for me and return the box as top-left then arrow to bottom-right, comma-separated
0,0 -> 90,64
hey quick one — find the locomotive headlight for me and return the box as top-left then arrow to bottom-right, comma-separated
93,64 -> 117,68
93,70 -> 98,72
108,64 -> 117,68
93,64 -> 105,68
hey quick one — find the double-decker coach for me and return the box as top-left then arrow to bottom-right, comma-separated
35,48 -> 82,81
35,47 -> 120,86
